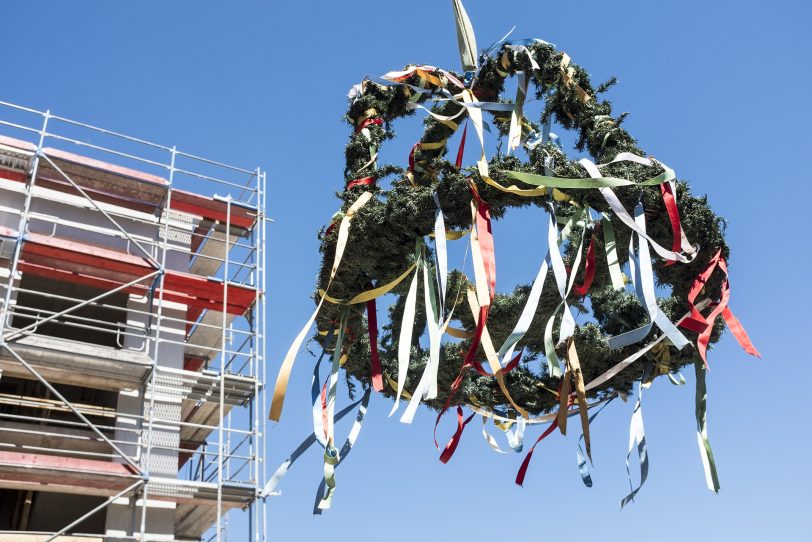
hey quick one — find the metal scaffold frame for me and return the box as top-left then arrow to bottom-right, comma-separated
0,100 -> 268,542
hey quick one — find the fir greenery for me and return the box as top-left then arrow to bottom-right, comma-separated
312,42 -> 728,416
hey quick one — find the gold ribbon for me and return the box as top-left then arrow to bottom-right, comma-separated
560,53 -> 591,104
429,228 -> 471,240
465,288 -> 529,419
319,262 -> 417,305
270,192 -> 373,421
557,338 -> 590,459
458,89 -> 573,203
355,108 -> 379,127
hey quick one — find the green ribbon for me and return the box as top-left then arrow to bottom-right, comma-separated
503,168 -> 675,189
694,358 -> 721,492
601,216 -> 625,291
318,310 -> 348,510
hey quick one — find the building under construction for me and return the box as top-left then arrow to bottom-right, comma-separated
0,101 -> 268,541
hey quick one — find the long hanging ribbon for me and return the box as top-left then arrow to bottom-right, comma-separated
311,350 -> 330,447
558,338 -> 590,459
400,258 -> 443,422
601,215 -> 625,290
576,395 -> 616,487
317,310 -> 348,509
543,207 -> 587,377
507,72 -> 528,153
465,288 -> 528,418
389,242 -> 422,417
694,358 -> 720,492
433,193 -> 448,316
366,299 -> 384,391
515,417 -> 559,486
496,223 -> 551,366
261,394 -> 366,498
270,191 -> 373,421
439,406 -> 476,463
470,190 -> 496,303
620,369 -> 650,508
313,387 -> 372,513
433,300 -> 488,448
607,203 -> 689,351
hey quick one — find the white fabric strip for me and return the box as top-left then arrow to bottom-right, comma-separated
608,204 -> 689,350
579,158 -> 691,263
389,260 -> 421,417
433,193 -> 448,316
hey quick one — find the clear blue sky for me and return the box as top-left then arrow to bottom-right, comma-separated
3,1 -> 810,540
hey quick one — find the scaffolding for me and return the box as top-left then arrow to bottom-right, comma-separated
0,100 -> 267,541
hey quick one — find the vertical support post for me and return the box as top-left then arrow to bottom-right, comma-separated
260,169 -> 268,542
250,166 -> 262,542
139,145 -> 176,540
1,110 -> 48,330
217,195 -> 232,542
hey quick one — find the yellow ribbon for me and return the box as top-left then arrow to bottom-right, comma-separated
446,326 -> 474,339
270,192 -> 373,421
458,89 -> 573,203
419,138 -> 448,151
319,262 -> 417,305
429,228 -> 471,240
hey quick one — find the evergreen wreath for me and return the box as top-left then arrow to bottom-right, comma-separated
267,4 -> 759,506
313,40 -> 734,416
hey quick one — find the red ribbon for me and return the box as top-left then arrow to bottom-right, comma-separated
471,187 -> 496,301
434,304 -> 489,449
470,349 -> 523,377
679,249 -> 761,366
660,182 -> 682,266
366,299 -> 384,392
346,176 -> 376,190
439,406 -> 476,464
515,417 -> 559,486
355,117 -> 383,133
572,230 -> 596,296
455,122 -> 468,170
321,380 -> 329,440
408,142 -> 420,174
434,188 -> 498,456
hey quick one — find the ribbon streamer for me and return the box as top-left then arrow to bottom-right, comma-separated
270,192 -> 372,421
439,406 -> 476,463
319,262 -> 417,305
367,299 -> 384,391
313,387 -> 373,513
694,358 -> 720,492
576,396 -> 616,487
261,395 -> 366,498
607,203 -> 689,351
621,369 -> 650,508
389,242 -> 422,417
